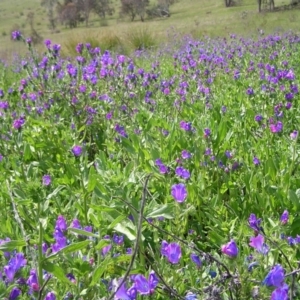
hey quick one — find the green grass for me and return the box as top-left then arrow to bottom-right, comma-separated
1,0 -> 300,60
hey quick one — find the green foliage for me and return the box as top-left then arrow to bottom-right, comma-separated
126,26 -> 156,50
0,29 -> 300,299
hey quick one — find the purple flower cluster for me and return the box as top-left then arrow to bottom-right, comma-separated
52,215 -> 68,253
155,158 -> 169,174
263,265 -> 288,299
114,271 -> 159,299
221,239 -> 238,258
171,183 -> 187,203
161,240 -> 182,264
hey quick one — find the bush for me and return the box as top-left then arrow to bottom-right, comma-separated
63,31 -> 125,57
126,26 -> 156,50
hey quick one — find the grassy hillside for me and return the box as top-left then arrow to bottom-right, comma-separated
0,0 -> 300,60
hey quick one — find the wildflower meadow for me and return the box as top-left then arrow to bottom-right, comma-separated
0,30 -> 300,299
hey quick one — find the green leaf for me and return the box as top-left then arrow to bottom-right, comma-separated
87,167 -> 97,192
0,240 -> 26,251
268,218 -> 277,228
13,188 -> 27,200
108,215 -> 127,229
95,239 -> 111,251
42,261 -> 71,284
90,257 -> 110,286
23,143 -> 32,160
114,222 -> 136,241
145,203 -> 175,219
88,210 -> 100,227
46,185 -> 65,200
44,240 -> 90,261
68,227 -> 99,238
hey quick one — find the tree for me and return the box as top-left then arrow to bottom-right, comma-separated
27,12 -> 43,44
224,0 -> 233,7
41,0 -> 58,31
94,0 -> 114,19
75,0 -> 94,26
258,0 -> 262,12
57,2 -> 79,28
120,0 -> 149,22
257,0 -> 275,12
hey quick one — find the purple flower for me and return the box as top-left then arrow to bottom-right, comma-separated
71,219 -> 81,229
246,87 -> 254,95
185,292 -> 197,300
155,159 -> 163,166
180,121 -> 192,131
75,43 -> 83,54
253,156 -> 260,165
72,145 -> 82,156
209,270 -> 217,278
55,215 -> 67,232
162,129 -> 169,136
84,226 -> 93,233
181,150 -> 191,159
204,128 -> 211,138
13,118 -> 25,130
114,279 -> 136,300
10,253 -> 27,271
221,239 -> 238,258
44,292 -> 56,300
285,69 -> 295,80
27,269 -> 39,293
204,148 -> 212,155
42,243 -> 48,254
263,264 -> 285,288
163,242 -> 181,264
102,236 -> 111,256
113,234 -> 124,245
44,39 -> 51,48
11,31 -> 21,41
290,130 -> 298,140
285,92 -> 294,100
249,234 -> 269,254
221,105 -> 227,113
171,183 -> 187,203
52,237 -> 67,253
255,115 -> 263,122
280,210 -> 289,225
175,167 -> 190,180
248,213 -> 262,232
9,287 -> 21,300
159,164 -> 169,174
134,271 -> 159,295
160,240 -> 169,256
115,124 -> 128,138
287,236 -> 296,246
271,286 -> 289,300
190,253 -> 202,267
270,121 -> 283,133
225,150 -> 233,159
4,265 -> 16,282
66,273 -> 76,283
42,175 -> 51,186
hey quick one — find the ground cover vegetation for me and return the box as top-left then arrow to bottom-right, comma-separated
2,0 -> 300,60
0,27 -> 300,299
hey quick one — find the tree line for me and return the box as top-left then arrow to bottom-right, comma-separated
225,0 -> 300,12
41,0 -> 176,31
